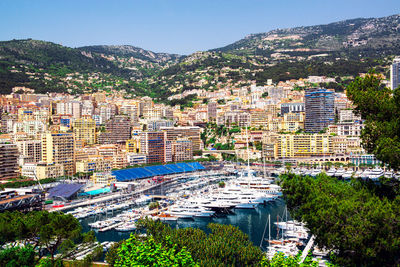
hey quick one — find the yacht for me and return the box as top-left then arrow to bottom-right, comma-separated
326,167 -> 336,177
384,170 -> 393,178
334,168 -> 345,178
341,169 -> 354,180
361,169 -> 372,180
354,170 -> 363,178
368,167 -> 384,181
115,222 -> 136,232
310,168 -> 322,177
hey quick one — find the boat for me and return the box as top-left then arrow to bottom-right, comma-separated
326,167 -> 336,177
334,168 -> 345,178
115,222 -> 136,232
341,169 -> 354,180
361,169 -> 372,180
368,167 -> 384,181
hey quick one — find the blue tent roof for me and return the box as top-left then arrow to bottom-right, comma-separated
112,162 -> 205,182
48,183 -> 84,199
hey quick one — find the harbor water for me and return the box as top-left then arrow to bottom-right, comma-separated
80,198 -> 289,251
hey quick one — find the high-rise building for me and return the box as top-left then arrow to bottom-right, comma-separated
98,116 -> 131,144
305,88 -> 334,133
16,140 -> 42,164
140,131 -> 167,164
160,126 -> 202,151
0,143 -> 19,180
390,57 -> 400,90
172,138 -> 193,162
73,117 -> 96,145
42,132 -> 75,176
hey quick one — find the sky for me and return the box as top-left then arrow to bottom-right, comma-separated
0,0 -> 399,55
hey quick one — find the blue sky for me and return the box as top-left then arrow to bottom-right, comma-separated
0,0 -> 399,55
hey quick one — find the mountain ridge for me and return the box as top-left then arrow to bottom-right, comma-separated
0,13 -> 399,96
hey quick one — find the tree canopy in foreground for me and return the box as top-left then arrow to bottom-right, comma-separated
280,173 -> 400,266
107,218 -> 320,267
346,71 -> 400,170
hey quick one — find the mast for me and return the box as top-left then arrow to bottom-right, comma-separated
245,123 -> 250,172
263,149 -> 267,179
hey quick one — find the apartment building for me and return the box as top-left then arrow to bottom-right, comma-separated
76,156 -> 112,173
140,131 -> 167,164
73,117 -> 96,145
305,88 -> 334,133
42,132 -> 75,176
160,126 -> 203,151
98,115 -> 131,144
277,134 -> 333,158
390,57 -> 400,90
126,137 -> 141,153
172,138 -> 193,162
91,172 -> 116,185
36,162 -> 64,179
16,140 -> 42,164
0,143 -> 19,180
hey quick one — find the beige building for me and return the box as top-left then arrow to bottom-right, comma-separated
126,137 -> 141,153
172,138 -> 193,162
36,162 -> 64,179
160,126 -> 203,151
91,172 -> 116,185
42,132 -> 75,176
76,156 -> 112,173
73,117 -> 96,145
277,134 -> 333,158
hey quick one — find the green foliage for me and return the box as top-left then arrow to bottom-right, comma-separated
136,219 -> 265,266
261,252 -> 319,267
148,201 -> 160,210
346,71 -> 400,170
3,178 -> 56,188
280,173 -> 400,266
115,234 -> 197,267
0,211 -> 82,265
218,181 -> 225,188
0,245 -> 36,267
105,241 -> 124,266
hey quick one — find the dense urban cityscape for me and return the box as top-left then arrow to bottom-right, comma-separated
0,2 -> 400,266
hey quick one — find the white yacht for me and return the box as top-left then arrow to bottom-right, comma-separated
341,169 -> 354,180
354,170 -> 363,178
368,167 -> 384,181
115,222 -> 136,232
361,169 -> 372,180
334,168 -> 345,178
310,168 -> 322,177
384,170 -> 393,178
326,167 -> 336,177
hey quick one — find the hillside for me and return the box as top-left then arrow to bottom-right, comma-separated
0,39 -> 179,94
150,14 -> 400,97
214,14 -> 400,57
0,14 -> 399,97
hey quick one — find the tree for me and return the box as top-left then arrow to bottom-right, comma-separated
346,71 -> 400,170
280,173 -> 400,266
0,211 -> 87,265
0,245 -> 36,267
115,234 -> 197,267
136,219 -> 265,266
